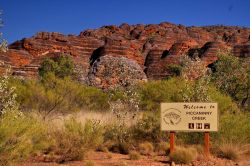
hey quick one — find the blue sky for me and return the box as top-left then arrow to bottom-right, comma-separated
0,0 -> 250,44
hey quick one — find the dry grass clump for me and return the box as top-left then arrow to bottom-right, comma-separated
85,160 -> 96,166
97,146 -> 109,153
170,146 -> 197,164
138,142 -> 154,155
155,142 -> 170,155
129,151 -> 141,160
75,110 -> 139,127
119,161 -> 128,166
106,152 -> 112,159
216,143 -> 250,161
191,144 -> 204,154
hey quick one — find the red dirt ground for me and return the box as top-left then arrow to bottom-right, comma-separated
17,152 -> 250,166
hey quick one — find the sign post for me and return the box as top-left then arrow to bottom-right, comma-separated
161,103 -> 218,155
170,131 -> 175,154
204,132 -> 210,157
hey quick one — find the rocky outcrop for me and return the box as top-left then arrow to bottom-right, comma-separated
233,42 -> 250,58
0,22 -> 250,87
87,55 -> 147,89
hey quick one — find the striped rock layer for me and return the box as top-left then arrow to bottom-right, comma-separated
0,22 -> 250,87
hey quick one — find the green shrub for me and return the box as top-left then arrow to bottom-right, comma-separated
0,73 -> 50,165
132,111 -> 167,143
12,77 -> 78,119
104,123 -> 132,154
39,55 -> 74,78
139,78 -> 185,111
139,76 -> 239,113
166,64 -> 183,77
42,74 -> 109,111
211,53 -> 250,110
212,113 -> 250,144
208,86 -> 239,114
129,151 -> 141,160
11,76 -> 109,119
178,113 -> 249,146
49,118 -> 103,162
138,77 -> 240,146
0,111 -> 49,165
170,146 -> 197,164
139,77 -> 214,111
77,84 -> 110,111
209,113 -> 250,161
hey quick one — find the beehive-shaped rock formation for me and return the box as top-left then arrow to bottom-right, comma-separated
0,22 -> 249,87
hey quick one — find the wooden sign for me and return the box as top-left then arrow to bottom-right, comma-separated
161,103 -> 218,132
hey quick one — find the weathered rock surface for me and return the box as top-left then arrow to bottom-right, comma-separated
0,22 -> 250,86
88,55 -> 147,89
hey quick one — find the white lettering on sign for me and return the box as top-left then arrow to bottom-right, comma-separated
161,103 -> 218,132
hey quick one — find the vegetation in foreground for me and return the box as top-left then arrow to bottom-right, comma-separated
0,53 -> 249,165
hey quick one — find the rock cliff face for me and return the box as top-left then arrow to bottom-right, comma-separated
0,22 -> 249,87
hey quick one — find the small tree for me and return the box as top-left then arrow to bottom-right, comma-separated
38,55 -> 74,78
212,53 -> 250,110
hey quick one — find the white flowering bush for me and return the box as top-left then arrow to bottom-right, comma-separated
180,54 -> 208,80
104,87 -> 141,154
0,11 -> 8,53
0,32 -> 7,52
0,71 -> 19,115
0,14 -> 15,114
109,86 -> 140,121
181,76 -> 211,102
170,54 -> 211,102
